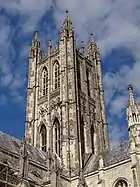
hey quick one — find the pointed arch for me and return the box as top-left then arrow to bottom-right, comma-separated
40,124 -> 47,152
53,61 -> 60,90
53,118 -> 61,156
42,67 -> 48,96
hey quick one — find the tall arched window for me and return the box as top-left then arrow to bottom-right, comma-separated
115,180 -> 128,187
42,68 -> 48,96
54,119 -> 61,156
54,61 -> 60,89
77,60 -> 81,90
86,68 -> 90,97
91,125 -> 94,154
40,124 -> 47,152
80,118 -> 85,157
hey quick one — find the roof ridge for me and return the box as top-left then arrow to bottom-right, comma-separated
0,130 -> 21,143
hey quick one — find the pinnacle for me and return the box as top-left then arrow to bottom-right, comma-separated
34,31 -> 38,40
128,84 -> 133,91
48,40 -> 52,46
128,84 -> 135,106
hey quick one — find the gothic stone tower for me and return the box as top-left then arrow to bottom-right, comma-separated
25,11 -> 109,177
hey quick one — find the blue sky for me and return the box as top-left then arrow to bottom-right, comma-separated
0,0 -> 140,147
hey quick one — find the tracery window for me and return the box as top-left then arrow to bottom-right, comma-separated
86,68 -> 90,97
40,124 -> 47,152
115,180 -> 128,187
54,119 -> 61,156
42,68 -> 48,96
54,61 -> 60,89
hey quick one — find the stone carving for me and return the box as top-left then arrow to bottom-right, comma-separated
50,97 -> 61,111
39,104 -> 48,118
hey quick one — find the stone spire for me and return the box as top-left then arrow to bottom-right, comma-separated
126,85 -> 139,126
29,31 -> 42,59
60,10 -> 74,38
79,41 -> 85,55
31,31 -> 40,48
126,85 -> 140,148
128,84 -> 135,106
126,85 -> 140,186
87,33 -> 97,58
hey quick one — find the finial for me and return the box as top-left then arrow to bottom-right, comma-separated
48,40 -> 52,46
80,41 -> 84,54
65,9 -> 69,18
128,84 -> 135,106
89,33 -> 94,44
47,40 -> 52,55
34,31 -> 38,40
128,84 -> 133,91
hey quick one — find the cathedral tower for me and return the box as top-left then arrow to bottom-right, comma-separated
25,11 -> 109,176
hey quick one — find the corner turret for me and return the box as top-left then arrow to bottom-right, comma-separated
29,31 -> 42,59
126,85 -> 140,150
126,85 -> 140,187
87,33 -> 97,58
126,85 -> 140,128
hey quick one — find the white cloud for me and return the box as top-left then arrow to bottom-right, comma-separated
109,95 -> 128,116
103,59 -> 140,115
109,122 -> 127,147
0,0 -> 53,33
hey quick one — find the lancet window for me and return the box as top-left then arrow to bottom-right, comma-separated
91,125 -> 94,154
80,119 -> 85,156
54,61 -> 60,89
86,68 -> 90,97
42,68 -> 48,96
54,119 -> 61,156
40,124 -> 47,152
